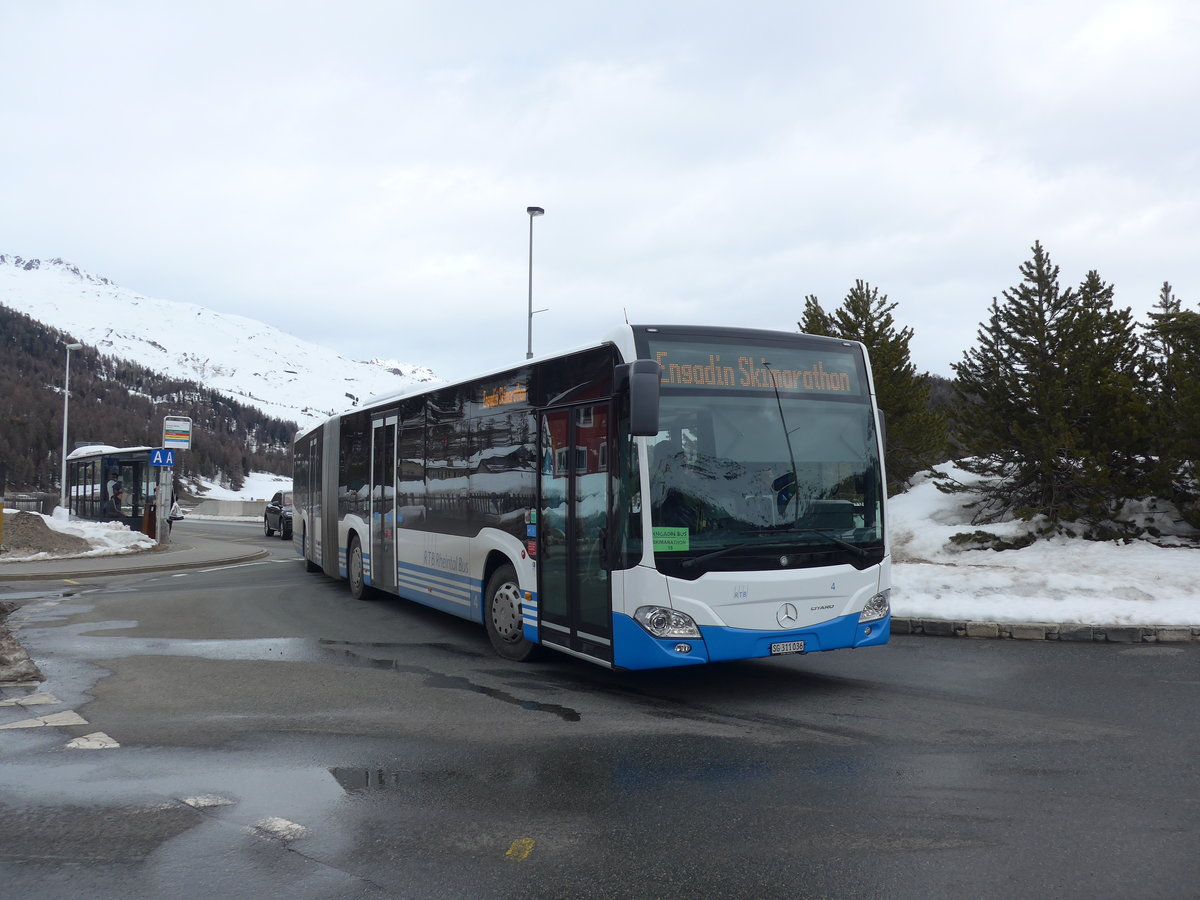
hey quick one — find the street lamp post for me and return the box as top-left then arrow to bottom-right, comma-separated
60,342 -> 83,511
526,206 -> 545,359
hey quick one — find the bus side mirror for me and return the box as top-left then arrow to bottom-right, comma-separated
618,360 -> 661,436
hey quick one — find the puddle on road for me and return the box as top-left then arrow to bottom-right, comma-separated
23,623 -> 319,663
11,623 -> 582,723
330,767 -> 408,793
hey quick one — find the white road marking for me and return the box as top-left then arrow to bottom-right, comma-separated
65,731 -> 120,749
252,816 -> 310,842
0,710 -> 88,729
199,561 -> 272,573
180,794 -> 235,809
0,692 -> 60,708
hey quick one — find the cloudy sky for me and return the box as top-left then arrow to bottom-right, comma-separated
2,1 -> 1197,381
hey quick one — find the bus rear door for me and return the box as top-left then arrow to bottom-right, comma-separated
370,413 -> 398,593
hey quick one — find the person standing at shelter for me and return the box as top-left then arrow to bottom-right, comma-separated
103,485 -> 125,522
106,468 -> 121,501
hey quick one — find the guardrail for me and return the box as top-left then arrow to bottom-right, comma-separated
188,500 -> 269,517
0,493 -> 58,515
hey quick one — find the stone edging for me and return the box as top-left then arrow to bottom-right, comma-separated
892,617 -> 1200,643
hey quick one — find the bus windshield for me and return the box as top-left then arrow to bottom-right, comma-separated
638,331 -> 884,576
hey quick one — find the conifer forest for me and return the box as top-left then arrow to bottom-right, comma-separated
0,304 -> 294,493
805,241 -> 1197,535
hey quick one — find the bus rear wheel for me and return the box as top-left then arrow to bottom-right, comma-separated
303,528 -> 321,572
485,565 -> 539,662
348,536 -> 368,600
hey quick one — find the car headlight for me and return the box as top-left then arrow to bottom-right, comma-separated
634,606 -> 701,639
858,589 -> 890,624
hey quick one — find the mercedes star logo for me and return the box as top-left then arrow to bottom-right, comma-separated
776,602 -> 799,629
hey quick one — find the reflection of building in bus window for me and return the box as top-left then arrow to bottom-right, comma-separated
652,439 -> 682,474
651,440 -> 705,530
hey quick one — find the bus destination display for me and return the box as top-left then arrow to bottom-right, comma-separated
649,341 -> 863,396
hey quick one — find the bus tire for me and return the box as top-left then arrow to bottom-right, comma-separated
348,536 -> 368,600
484,564 -> 539,662
303,528 -> 321,572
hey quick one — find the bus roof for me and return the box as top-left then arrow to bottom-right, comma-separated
293,323 -> 865,442
66,444 -> 155,461
294,326 -> 641,441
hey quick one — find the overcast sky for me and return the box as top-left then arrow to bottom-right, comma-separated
3,1 -> 1197,381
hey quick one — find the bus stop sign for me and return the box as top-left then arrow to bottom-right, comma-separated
150,449 -> 175,467
163,416 -> 193,450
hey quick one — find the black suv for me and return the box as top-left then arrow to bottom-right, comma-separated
264,490 -> 293,540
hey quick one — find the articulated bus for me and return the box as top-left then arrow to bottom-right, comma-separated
292,324 -> 890,670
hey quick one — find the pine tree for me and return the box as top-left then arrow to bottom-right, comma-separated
801,281 -> 947,493
1070,271 -> 1148,505
1144,286 -> 1200,526
1144,282 -> 1182,374
953,242 -> 1147,533
1142,282 -> 1186,498
799,294 -> 835,336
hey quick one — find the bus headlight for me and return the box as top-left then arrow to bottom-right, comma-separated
858,590 -> 890,624
634,606 -> 701,639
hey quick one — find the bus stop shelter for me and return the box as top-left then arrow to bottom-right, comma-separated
65,444 -> 167,535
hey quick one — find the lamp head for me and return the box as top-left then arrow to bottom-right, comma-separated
527,206 -> 544,217
65,343 -> 83,351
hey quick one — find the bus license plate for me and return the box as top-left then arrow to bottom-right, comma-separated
770,640 -> 806,655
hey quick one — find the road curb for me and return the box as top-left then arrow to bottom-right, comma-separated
0,547 -> 270,581
892,617 -> 1200,643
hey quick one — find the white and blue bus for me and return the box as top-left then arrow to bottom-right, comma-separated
292,324 -> 890,670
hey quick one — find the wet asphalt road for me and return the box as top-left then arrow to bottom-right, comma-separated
1,521 -> 1198,899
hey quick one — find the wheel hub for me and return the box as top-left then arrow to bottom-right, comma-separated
491,582 -> 522,640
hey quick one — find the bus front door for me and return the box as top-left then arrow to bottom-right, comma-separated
370,415 -> 397,593
538,404 -> 613,665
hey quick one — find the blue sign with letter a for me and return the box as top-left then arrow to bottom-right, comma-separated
150,448 -> 175,467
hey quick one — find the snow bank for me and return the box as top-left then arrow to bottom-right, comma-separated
890,464 -> 1200,626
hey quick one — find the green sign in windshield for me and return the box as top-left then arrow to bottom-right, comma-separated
652,526 -> 691,552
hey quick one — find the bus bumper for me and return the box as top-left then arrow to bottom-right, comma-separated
612,610 -> 890,670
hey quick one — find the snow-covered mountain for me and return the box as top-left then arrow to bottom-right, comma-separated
0,255 -> 439,426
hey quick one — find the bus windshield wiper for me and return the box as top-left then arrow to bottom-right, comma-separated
736,526 -> 868,559
681,539 -> 784,568
682,529 -> 867,569
762,360 -> 801,522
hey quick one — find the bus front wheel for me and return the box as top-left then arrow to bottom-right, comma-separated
485,565 -> 539,662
